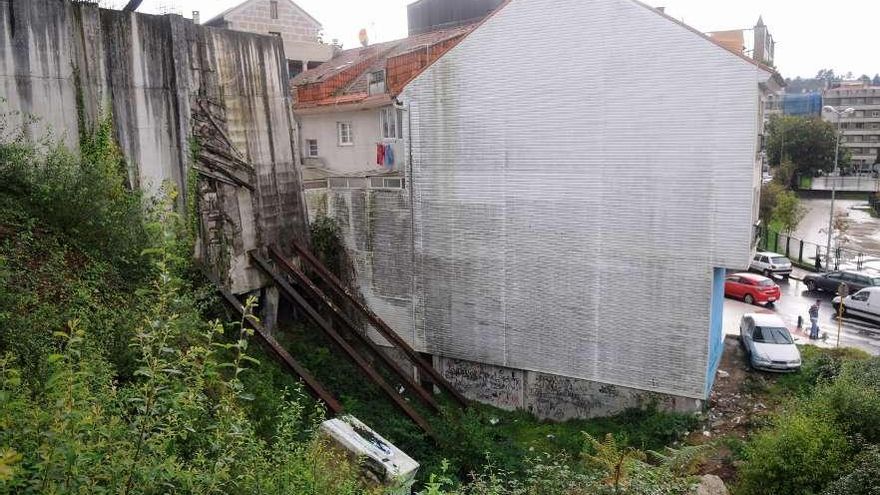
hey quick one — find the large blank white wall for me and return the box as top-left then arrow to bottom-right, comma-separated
402,0 -> 764,398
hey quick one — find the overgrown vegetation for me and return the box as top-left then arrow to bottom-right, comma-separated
733,346 -> 880,495
0,115 -> 714,494
0,118 -> 378,493
5,107 -> 880,495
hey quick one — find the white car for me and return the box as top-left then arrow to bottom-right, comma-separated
739,313 -> 801,372
749,252 -> 792,279
833,287 -> 880,324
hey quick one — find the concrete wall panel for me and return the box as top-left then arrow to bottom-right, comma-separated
402,0 -> 765,400
0,0 -> 308,294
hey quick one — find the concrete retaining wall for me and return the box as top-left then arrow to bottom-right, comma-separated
439,355 -> 702,421
0,0 -> 308,293
305,186 -> 419,348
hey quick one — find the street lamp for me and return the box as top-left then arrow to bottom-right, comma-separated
821,105 -> 855,271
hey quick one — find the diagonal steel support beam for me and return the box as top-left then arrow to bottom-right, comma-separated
270,247 -> 439,412
208,274 -> 343,415
249,251 -> 437,440
285,241 -> 468,407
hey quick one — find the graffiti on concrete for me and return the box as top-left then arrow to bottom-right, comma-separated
440,357 -> 523,410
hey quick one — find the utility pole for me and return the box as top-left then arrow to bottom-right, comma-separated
822,105 -> 854,271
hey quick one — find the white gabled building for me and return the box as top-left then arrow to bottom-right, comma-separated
393,0 -> 776,418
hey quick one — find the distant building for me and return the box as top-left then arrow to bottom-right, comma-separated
823,82 -> 880,170
290,25 -> 475,180
203,0 -> 334,79
709,16 -> 774,67
406,0 -> 502,35
765,92 -> 823,117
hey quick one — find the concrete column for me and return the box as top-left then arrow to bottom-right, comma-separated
261,285 -> 280,334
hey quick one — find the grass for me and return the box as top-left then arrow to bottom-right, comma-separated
258,318 -> 698,487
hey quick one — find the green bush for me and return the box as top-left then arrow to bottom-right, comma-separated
822,447 -> 880,495
808,357 -> 880,444
736,412 -> 851,495
0,113 -> 149,280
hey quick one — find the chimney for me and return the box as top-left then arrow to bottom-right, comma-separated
192,10 -> 200,25
656,6 -> 665,13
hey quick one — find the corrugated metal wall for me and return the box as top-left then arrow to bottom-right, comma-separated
402,0 -> 763,399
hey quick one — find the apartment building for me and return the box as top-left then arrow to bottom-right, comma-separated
203,0 -> 334,79
823,82 -> 880,170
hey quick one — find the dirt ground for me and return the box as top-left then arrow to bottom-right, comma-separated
688,336 -> 784,483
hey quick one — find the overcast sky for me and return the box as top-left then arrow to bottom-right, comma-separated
113,0 -> 878,79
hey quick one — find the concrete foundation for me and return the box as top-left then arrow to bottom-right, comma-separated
439,355 -> 703,421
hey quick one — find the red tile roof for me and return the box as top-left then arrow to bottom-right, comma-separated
292,23 -> 477,108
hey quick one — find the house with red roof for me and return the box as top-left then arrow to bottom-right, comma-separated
291,24 -> 476,182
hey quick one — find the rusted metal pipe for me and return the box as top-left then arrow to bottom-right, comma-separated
249,251 -> 437,440
270,247 -> 440,412
286,241 -> 468,407
122,0 -> 144,12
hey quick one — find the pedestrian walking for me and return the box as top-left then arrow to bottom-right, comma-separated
809,300 -> 821,339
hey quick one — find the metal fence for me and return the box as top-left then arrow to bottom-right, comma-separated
759,225 -> 874,272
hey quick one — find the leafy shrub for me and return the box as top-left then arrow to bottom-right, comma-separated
806,356 -> 880,444
310,215 -> 346,277
0,113 -> 149,280
736,412 -> 851,495
822,447 -> 880,495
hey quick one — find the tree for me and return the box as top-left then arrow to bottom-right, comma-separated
873,74 -> 880,86
765,115 -> 850,183
860,74 -> 872,85
816,69 -> 839,84
771,189 -> 806,234
760,182 -> 786,225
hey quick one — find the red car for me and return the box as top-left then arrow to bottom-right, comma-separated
725,272 -> 781,306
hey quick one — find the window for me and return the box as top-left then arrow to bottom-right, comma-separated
753,326 -> 793,345
288,60 -> 303,78
270,0 -> 279,19
337,122 -> 353,146
369,70 -> 386,95
306,139 -> 318,157
852,291 -> 869,302
379,107 -> 404,139
873,111 -> 880,118
268,31 -> 281,37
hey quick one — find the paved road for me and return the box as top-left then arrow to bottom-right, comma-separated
723,274 -> 880,356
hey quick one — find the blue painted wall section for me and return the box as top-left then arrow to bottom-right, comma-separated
705,267 -> 726,396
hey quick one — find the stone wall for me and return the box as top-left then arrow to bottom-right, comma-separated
0,0 -> 309,293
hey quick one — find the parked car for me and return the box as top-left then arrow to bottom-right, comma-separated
803,270 -> 880,294
832,287 -> 880,324
725,272 -> 781,306
739,313 -> 801,372
749,251 -> 792,278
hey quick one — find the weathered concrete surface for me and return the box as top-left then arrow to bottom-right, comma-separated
0,0 -> 309,293
305,186 -> 418,348
438,355 -> 702,421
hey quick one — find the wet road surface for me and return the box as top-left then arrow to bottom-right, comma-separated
723,274 -> 880,356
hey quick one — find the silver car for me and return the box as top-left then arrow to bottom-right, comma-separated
739,313 -> 801,372
749,252 -> 792,279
